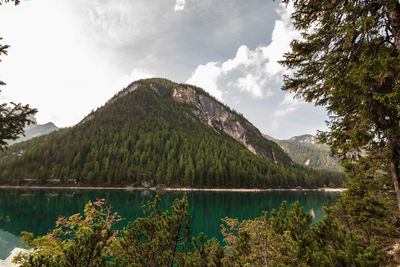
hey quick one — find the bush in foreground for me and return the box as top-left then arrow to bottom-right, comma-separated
13,194 -> 394,266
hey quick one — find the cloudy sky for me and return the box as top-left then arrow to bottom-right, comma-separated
0,0 -> 328,139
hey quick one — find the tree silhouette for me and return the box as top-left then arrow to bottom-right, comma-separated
0,1 -> 37,150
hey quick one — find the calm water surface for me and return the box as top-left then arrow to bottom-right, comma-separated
0,189 -> 341,259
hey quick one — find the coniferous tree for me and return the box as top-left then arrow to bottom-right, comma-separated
281,0 -> 400,211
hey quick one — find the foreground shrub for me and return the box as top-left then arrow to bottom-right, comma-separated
13,199 -> 120,266
13,195 -> 393,266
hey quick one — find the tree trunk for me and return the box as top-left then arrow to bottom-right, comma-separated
386,1 -> 400,52
390,159 -> 400,212
388,133 -> 400,213
385,1 -> 400,213
169,219 -> 182,267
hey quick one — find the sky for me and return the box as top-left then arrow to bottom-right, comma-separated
0,0 -> 329,139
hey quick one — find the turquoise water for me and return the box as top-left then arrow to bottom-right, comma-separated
0,189 -> 341,259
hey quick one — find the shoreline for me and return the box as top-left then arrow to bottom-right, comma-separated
0,185 -> 346,192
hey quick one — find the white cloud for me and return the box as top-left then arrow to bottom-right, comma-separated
0,0 -> 122,127
174,0 -> 185,11
262,4 -> 298,79
184,2 -> 327,139
114,68 -> 155,90
186,3 -> 299,100
274,93 -> 302,118
87,2 -> 132,44
0,0 -> 326,139
269,91 -> 328,138
221,45 -> 251,73
85,0 -> 172,46
186,62 -> 223,100
236,74 -> 263,98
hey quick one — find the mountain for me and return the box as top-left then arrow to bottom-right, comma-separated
0,78 -> 344,188
288,134 -> 319,145
264,134 -> 342,172
7,116 -> 58,145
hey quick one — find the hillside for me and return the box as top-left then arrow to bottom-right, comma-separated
264,134 -> 342,172
0,78 -> 344,188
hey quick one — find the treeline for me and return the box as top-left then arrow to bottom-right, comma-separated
14,191 -> 399,266
0,122 -> 343,188
0,79 -> 344,188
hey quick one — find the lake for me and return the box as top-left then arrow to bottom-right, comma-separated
0,189 -> 341,260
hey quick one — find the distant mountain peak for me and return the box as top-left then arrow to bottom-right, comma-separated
7,116 -> 58,145
262,133 -> 342,171
288,134 -> 318,145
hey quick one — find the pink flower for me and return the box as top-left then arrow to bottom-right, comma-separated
93,199 -> 105,207
56,216 -> 68,227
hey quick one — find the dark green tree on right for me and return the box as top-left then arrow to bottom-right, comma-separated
280,0 -> 400,211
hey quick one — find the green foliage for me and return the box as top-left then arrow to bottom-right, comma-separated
0,78 -> 345,188
0,102 -> 36,150
221,201 -> 391,266
280,0 -> 400,208
278,1 -> 400,264
312,206 -> 390,267
221,202 -> 310,266
13,195 -> 395,266
15,195 -> 225,267
331,159 -> 400,251
13,199 -> 120,266
114,195 -> 192,266
113,194 -> 224,266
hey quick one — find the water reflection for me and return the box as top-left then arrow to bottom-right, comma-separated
0,229 -> 21,260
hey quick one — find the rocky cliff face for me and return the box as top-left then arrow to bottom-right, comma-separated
172,85 -> 271,159
289,134 -> 318,145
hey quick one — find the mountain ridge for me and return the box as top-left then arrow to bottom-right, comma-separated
81,79 -> 290,164
7,117 -> 58,145
0,78 -> 344,188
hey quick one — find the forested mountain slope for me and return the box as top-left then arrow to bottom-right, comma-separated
264,134 -> 342,172
0,78 -> 344,188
